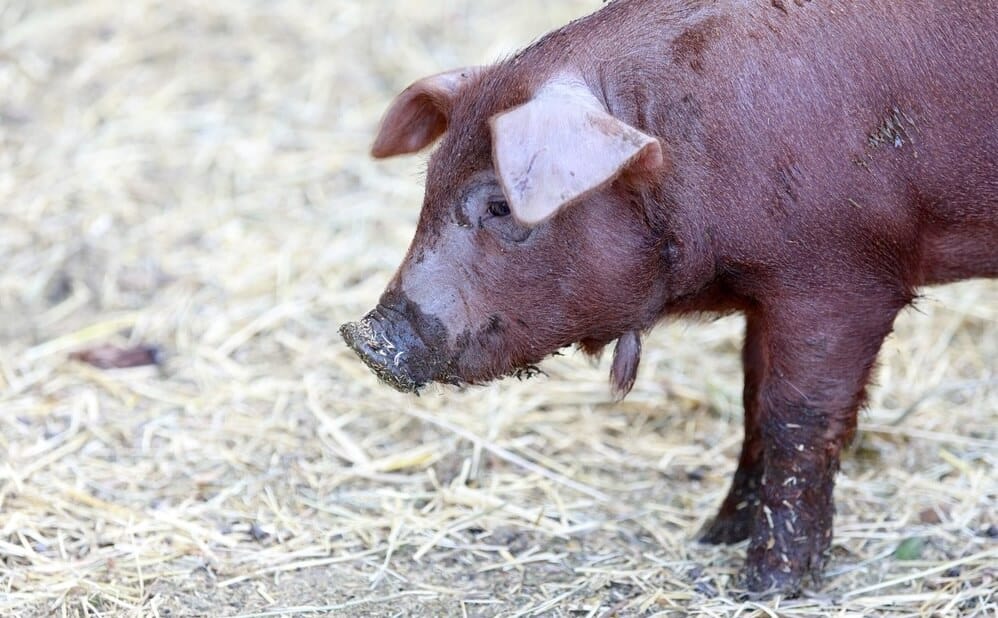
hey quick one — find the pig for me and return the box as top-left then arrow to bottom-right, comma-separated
341,0 -> 997,595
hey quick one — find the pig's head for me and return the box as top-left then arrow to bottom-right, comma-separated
340,64 -> 669,397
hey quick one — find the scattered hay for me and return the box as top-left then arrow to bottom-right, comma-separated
1,1 -> 995,616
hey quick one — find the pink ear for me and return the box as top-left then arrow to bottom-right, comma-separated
490,76 -> 664,225
371,68 -> 480,158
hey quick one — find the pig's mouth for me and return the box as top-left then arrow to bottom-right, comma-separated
340,305 -> 556,392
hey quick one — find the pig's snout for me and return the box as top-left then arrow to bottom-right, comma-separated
339,310 -> 424,392
339,300 -> 449,393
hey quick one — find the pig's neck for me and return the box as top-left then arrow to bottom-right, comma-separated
591,66 -> 729,318
528,0 -> 739,317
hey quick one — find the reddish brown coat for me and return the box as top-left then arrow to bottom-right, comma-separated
342,0 -> 997,595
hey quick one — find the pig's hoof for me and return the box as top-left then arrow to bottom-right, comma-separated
739,561 -> 805,598
698,510 -> 753,545
740,536 -> 827,598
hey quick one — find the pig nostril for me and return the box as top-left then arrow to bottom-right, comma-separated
340,320 -> 391,361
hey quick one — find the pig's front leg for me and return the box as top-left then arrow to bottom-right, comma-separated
741,291 -> 905,595
700,313 -> 767,544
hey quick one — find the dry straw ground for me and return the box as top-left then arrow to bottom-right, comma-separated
0,1 -> 995,616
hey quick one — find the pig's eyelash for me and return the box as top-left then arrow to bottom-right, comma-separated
487,199 -> 511,217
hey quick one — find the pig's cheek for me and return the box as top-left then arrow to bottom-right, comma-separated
451,335 -> 514,384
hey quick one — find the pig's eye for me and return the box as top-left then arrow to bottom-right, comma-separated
487,199 -> 510,217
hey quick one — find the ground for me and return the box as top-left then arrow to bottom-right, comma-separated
0,1 -> 995,616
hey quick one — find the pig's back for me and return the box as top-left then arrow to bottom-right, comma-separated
679,0 -> 996,283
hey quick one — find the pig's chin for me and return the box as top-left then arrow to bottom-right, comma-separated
443,337 -> 558,388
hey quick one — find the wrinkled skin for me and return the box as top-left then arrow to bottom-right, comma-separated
342,0 -> 997,596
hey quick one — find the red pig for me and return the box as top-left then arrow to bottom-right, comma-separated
341,0 -> 997,594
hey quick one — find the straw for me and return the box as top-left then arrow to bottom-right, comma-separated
0,1 -> 995,616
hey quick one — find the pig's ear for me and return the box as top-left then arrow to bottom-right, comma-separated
491,76 -> 664,225
371,68 -> 480,158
